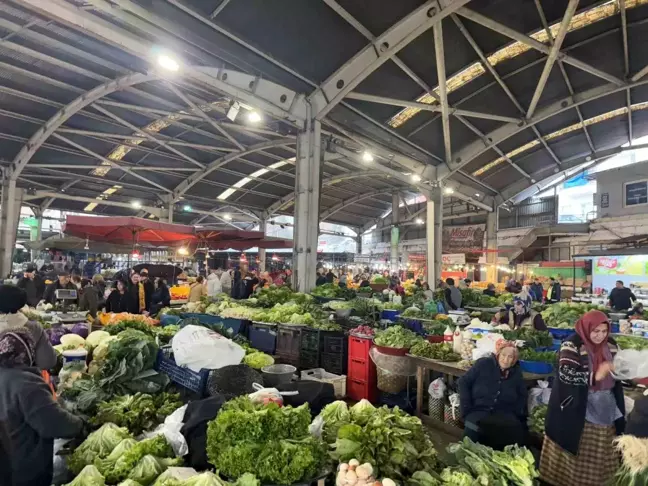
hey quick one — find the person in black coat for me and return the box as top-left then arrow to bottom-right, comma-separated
42,272 -> 78,306
16,265 -> 41,307
150,278 -> 171,315
458,340 -> 528,449
482,283 -> 497,297
105,280 -> 133,313
139,269 -> 155,312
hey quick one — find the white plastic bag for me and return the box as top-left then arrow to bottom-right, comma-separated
172,324 -> 245,372
448,393 -> 461,421
613,349 -> 648,381
143,404 -> 189,457
528,380 -> 552,412
248,382 -> 298,406
428,377 -> 446,400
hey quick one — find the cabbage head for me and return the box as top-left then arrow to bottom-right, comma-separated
128,455 -> 164,486
243,352 -> 274,369
65,465 -> 106,486
184,472 -> 231,485
320,401 -> 351,444
117,481 -> 143,486
349,399 -> 376,425
95,438 -> 137,476
68,423 -> 132,474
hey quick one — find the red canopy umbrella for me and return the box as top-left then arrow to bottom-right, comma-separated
63,215 -> 196,246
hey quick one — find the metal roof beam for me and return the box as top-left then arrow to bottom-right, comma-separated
308,0 -> 472,119
23,190 -> 163,217
457,8 -> 624,86
344,92 -> 519,124
320,190 -> 405,221
526,0 -> 579,119
619,0 -> 633,146
434,21 -> 452,164
437,78 -> 648,180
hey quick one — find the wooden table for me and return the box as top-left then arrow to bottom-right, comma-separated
409,355 -> 552,432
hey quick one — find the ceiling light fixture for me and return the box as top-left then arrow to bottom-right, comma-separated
475,193 -> 480,197
444,187 -> 454,195
415,218 -> 424,225
177,247 -> 188,256
131,200 -> 142,209
411,174 -> 422,182
223,213 -> 232,221
183,204 -> 192,212
247,111 -> 262,123
361,151 -> 374,163
157,53 -> 180,72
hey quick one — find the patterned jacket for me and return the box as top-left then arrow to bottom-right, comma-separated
545,333 -> 625,455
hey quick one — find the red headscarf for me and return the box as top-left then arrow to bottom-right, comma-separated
496,339 -> 519,360
575,310 -> 614,391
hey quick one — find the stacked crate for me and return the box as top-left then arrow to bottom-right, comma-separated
298,329 -> 347,374
275,325 -> 302,367
346,335 -> 378,402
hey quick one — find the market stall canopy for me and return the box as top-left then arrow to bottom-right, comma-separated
63,216 -> 196,246
23,235 -> 136,254
196,229 -> 293,250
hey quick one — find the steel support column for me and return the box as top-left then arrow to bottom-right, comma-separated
258,219 -> 267,273
391,192 -> 400,275
486,211 -> 498,284
293,114 -> 322,293
0,179 -> 23,277
426,189 -> 443,289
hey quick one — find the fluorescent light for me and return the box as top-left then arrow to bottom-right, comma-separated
475,193 -> 480,197
183,204 -> 192,211
84,202 -> 98,212
223,213 -> 232,221
177,247 -> 188,256
131,200 -> 142,209
411,174 -> 422,182
362,151 -> 374,163
444,187 -> 454,195
157,54 -> 180,72
415,218 -> 424,225
247,111 -> 262,123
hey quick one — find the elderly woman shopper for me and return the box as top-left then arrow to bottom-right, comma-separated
495,295 -> 548,331
458,340 -> 528,449
0,285 -> 56,370
0,328 -> 84,486
539,310 -> 625,486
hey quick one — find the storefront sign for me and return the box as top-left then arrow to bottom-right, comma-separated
442,224 -> 486,252
442,254 -> 466,265
625,181 -> 648,206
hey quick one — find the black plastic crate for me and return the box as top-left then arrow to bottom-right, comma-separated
276,353 -> 299,368
322,334 -> 347,354
300,328 -> 320,352
299,349 -> 320,370
276,325 -> 302,357
379,389 -> 416,413
250,322 -> 277,354
321,351 -> 346,375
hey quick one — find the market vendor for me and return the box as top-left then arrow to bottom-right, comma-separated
539,310 -> 625,486
482,283 -> 497,297
627,302 -> 645,319
127,272 -> 148,314
105,279 -> 133,313
494,296 -> 547,331
0,329 -> 85,486
458,340 -> 528,449
609,280 -> 636,311
42,271 -> 78,305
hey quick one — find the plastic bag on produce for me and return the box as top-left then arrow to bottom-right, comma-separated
143,404 -> 188,457
52,438 -> 72,485
625,395 -> 636,416
613,349 -> 648,381
172,324 -> 244,372
428,378 -> 446,400
447,393 -> 461,421
528,380 -> 552,413
248,382 -> 298,405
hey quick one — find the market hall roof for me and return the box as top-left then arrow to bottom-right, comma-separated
3,0 -> 648,230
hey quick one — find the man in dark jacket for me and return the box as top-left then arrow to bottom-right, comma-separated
139,269 -> 155,312
608,280 -> 636,311
530,278 -> 544,302
0,329 -> 84,486
546,277 -> 561,303
16,265 -> 41,307
444,278 -> 462,310
42,271 -> 78,305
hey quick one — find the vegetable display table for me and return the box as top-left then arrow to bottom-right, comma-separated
408,355 -> 552,434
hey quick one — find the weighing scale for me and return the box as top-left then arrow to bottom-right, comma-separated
54,288 -> 78,317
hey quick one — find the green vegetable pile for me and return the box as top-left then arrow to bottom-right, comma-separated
322,400 -> 438,479
541,302 -> 608,328
502,328 -> 553,349
243,352 -> 275,369
152,325 -> 180,345
410,341 -> 460,362
529,404 -> 547,435
373,325 -> 422,349
616,335 -> 648,350
311,283 -> 355,299
422,320 -> 447,336
90,392 -> 182,435
255,286 -> 311,308
370,275 -> 388,284
105,319 -> 157,337
519,349 -> 557,365
206,397 -> 325,485
443,438 -> 539,485
460,288 -> 500,309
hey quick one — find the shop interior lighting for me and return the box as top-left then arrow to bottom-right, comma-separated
361,151 -> 374,163
131,200 -> 142,209
415,218 -> 424,225
183,204 -> 192,212
444,187 -> 454,195
157,53 -> 180,72
411,174 -> 422,182
177,247 -> 188,256
223,213 -> 232,220
84,185 -> 122,212
217,159 -> 292,200
247,111 -> 262,123
475,193 -> 480,197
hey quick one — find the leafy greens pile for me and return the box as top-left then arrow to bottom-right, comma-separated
322,400 -> 437,479
501,328 -> 553,349
409,341 -> 460,362
373,326 -> 422,349
444,438 -> 539,486
90,392 -> 182,435
206,397 -> 325,485
519,349 -> 557,364
541,302 -> 608,328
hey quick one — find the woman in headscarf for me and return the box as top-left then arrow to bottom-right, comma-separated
0,329 -> 83,486
539,310 -> 624,486
495,295 -> 547,330
458,340 -> 528,449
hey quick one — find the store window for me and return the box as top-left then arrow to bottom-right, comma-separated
624,180 -> 648,207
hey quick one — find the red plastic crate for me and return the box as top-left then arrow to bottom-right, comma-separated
349,335 -> 372,360
348,357 -> 370,382
347,377 -> 378,402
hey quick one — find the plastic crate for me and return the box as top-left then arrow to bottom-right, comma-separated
347,377 -> 378,402
402,318 -> 425,335
381,309 -> 400,321
611,322 -> 620,333
276,325 -> 302,357
300,328 -> 321,353
548,327 -> 573,340
250,322 -> 277,354
520,360 -> 554,374
321,351 -> 346,375
154,349 -> 209,396
301,368 -> 346,398
322,333 -> 347,354
180,313 -> 223,325
275,353 -> 299,368
348,335 -> 372,360
299,349 -> 320,370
